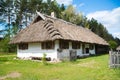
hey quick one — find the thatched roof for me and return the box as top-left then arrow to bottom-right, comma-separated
10,12 -> 108,45
116,46 -> 120,50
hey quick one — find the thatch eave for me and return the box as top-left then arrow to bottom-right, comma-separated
116,46 -> 120,50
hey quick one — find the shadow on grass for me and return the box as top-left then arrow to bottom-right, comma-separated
0,57 -> 9,62
77,53 -> 108,60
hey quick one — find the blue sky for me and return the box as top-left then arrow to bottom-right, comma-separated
73,0 -> 120,14
56,0 -> 120,39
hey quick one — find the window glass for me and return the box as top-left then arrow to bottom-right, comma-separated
59,40 -> 69,49
19,43 -> 28,50
72,41 -> 81,49
42,41 -> 54,49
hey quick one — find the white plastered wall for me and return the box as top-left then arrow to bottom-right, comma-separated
17,40 -> 59,60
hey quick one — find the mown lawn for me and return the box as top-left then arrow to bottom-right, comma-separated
0,53 -> 120,80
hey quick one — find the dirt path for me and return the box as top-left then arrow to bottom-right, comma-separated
0,72 -> 21,80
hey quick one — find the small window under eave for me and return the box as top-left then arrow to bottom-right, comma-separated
41,41 -> 55,49
18,43 -> 28,50
33,16 -> 43,23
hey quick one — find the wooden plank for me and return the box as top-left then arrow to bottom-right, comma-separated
109,51 -> 120,68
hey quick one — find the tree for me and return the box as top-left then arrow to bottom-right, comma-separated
14,0 -> 29,29
88,18 -> 115,41
41,0 -> 63,18
0,0 -> 15,38
114,37 -> 120,46
108,40 -> 117,50
0,0 -> 17,52
60,4 -> 65,11
0,0 -> 65,52
61,5 -> 84,25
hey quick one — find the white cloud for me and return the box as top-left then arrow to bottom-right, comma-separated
79,3 -> 85,7
56,0 -> 73,6
87,7 -> 120,39
113,32 -> 120,39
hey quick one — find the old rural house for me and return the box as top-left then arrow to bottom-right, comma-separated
10,12 -> 109,61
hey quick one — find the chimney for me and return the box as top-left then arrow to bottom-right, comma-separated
51,12 -> 55,18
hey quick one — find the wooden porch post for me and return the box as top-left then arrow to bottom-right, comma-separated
69,41 -> 72,50
55,40 -> 59,50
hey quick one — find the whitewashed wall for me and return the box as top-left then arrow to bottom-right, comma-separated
17,40 -> 96,60
76,44 -> 83,56
57,49 -> 70,60
76,44 -> 95,57
84,44 -> 95,55
57,42 -> 83,59
17,40 -> 59,60
89,45 -> 95,55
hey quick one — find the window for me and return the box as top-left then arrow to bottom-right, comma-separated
72,41 -> 81,49
19,43 -> 28,50
42,41 -> 54,49
89,44 -> 94,50
59,40 -> 69,49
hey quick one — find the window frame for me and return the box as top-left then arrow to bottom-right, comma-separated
59,40 -> 69,49
72,41 -> 81,49
41,41 -> 54,50
18,43 -> 28,50
89,44 -> 94,50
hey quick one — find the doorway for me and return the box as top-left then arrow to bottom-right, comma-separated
85,48 -> 89,53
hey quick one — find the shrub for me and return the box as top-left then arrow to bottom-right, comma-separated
0,37 -> 16,52
42,53 -> 47,65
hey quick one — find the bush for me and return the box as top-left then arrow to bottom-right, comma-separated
42,53 -> 47,65
0,37 -> 16,52
108,40 -> 117,50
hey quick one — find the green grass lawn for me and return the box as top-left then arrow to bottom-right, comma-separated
0,53 -> 120,80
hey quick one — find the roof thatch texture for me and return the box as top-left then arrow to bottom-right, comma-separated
116,46 -> 120,50
10,13 -> 108,45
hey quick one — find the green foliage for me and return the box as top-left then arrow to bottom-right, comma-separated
0,37 -> 16,52
61,5 -> 84,25
0,0 -> 66,53
0,22 -> 17,53
42,53 -> 47,65
115,38 -> 120,46
42,0 -> 64,18
108,40 -> 117,50
0,53 -> 120,80
88,18 -> 115,41
0,37 -> 9,52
